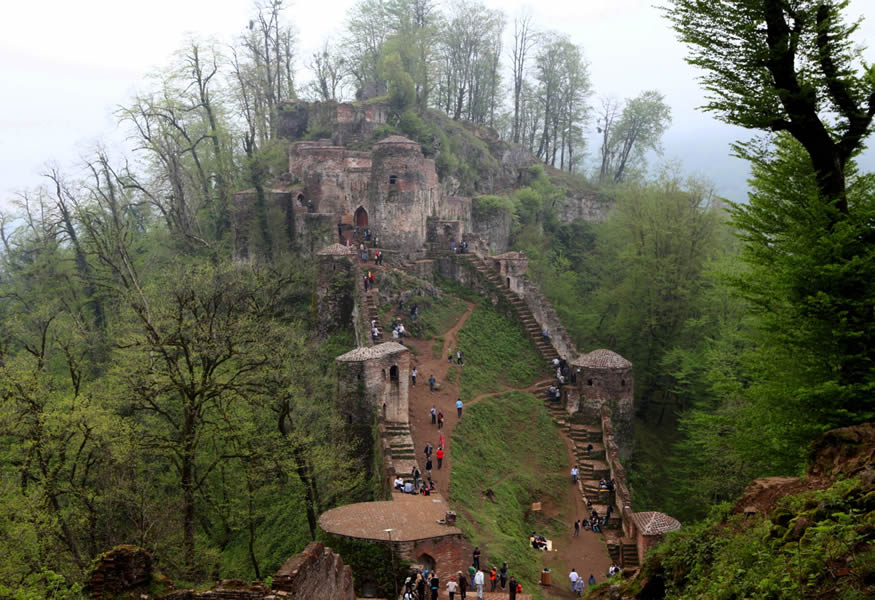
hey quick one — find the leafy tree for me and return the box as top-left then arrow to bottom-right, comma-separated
598,90 -> 671,183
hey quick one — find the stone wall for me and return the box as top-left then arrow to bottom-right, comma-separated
394,533 -> 470,578
84,545 -> 153,600
601,406 -> 635,539
231,189 -> 295,261
315,254 -> 356,335
278,100 -> 389,147
561,192 -> 613,223
578,364 -> 634,454
470,206 -> 512,255
273,542 -> 355,600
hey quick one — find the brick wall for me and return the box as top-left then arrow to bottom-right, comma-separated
273,542 -> 355,600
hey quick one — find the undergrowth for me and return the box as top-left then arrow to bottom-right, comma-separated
455,302 -> 542,401
450,392 -> 566,600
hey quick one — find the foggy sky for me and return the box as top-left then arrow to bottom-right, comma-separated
1,0 -> 873,211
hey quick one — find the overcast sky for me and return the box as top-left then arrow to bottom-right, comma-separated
1,0 -> 873,210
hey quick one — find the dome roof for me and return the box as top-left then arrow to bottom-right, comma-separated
571,349 -> 632,369
336,342 -> 408,362
316,243 -> 355,256
374,135 -> 418,146
631,511 -> 681,536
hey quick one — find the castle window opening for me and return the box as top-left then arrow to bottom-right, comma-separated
506,277 -> 511,288
389,365 -> 399,382
621,379 -> 625,387
389,174 -> 398,184
587,378 -> 593,386
296,193 -> 305,207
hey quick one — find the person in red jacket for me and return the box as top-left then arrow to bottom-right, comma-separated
436,447 -> 444,469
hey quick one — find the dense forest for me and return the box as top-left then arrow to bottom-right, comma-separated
0,0 -> 873,598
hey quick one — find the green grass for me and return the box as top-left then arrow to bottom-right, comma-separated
450,392 -> 567,599
455,302 -> 544,401
379,291 -> 467,340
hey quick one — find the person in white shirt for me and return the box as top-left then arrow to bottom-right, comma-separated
569,568 -> 580,592
473,569 -> 485,599
394,476 -> 404,490
571,466 -> 579,483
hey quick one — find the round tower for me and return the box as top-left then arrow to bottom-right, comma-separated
572,349 -> 634,452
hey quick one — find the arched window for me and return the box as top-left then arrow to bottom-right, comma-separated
587,378 -> 593,386
621,379 -> 625,387
389,365 -> 399,382
389,174 -> 398,185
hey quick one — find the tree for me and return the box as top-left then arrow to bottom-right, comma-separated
510,12 -> 538,144
306,41 -> 348,101
665,0 -> 875,212
598,90 -> 671,183
665,0 -> 875,428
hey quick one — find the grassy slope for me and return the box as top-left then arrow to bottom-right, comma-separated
455,302 -> 544,401
450,392 -> 567,599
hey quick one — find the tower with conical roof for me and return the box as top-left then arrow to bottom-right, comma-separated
572,349 -> 634,452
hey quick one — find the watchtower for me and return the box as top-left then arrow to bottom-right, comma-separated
572,349 -> 634,452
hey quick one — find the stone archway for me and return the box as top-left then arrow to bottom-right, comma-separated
416,553 -> 436,573
354,206 -> 369,228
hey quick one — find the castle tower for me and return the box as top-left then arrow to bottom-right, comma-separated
335,342 -> 411,426
572,349 -> 634,454
369,136 -> 440,256
314,243 -> 357,335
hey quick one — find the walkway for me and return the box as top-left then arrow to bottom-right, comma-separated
400,295 -> 612,598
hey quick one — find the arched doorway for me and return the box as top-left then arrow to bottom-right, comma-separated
389,365 -> 399,382
416,553 -> 436,574
354,206 -> 368,227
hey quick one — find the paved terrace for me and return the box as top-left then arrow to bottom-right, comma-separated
318,493 -> 462,541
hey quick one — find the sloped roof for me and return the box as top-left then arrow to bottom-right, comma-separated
571,349 -> 632,369
316,243 -> 355,256
492,251 -> 526,260
631,511 -> 681,536
336,342 -> 408,362
374,135 -> 418,145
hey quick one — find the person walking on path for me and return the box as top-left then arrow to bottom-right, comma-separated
412,466 -> 421,490
446,577 -> 458,600
574,519 -> 581,536
430,406 -> 437,424
425,457 -> 433,479
456,398 -> 463,418
489,567 -> 497,592
429,375 -> 436,392
472,547 -> 481,570
569,568 -> 580,592
429,573 -> 440,600
448,349 -> 454,363
508,576 -> 517,600
588,574 -> 597,586
457,349 -> 463,365
424,442 -> 433,459
437,411 -> 444,429
436,447 -> 444,469
411,367 -> 417,386
458,572 -> 468,600
573,577 -> 585,597
499,563 -> 508,590
571,465 -> 579,483
467,564 -> 476,583
473,569 -> 484,599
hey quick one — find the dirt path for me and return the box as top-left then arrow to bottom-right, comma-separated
405,298 -> 611,598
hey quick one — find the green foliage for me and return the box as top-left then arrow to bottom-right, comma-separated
472,195 -> 514,219
450,392 -> 566,599
455,302 -> 542,401
636,475 -> 875,599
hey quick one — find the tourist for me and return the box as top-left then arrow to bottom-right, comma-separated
473,569 -> 485,599
437,411 -> 444,429
489,566 -> 497,592
508,576 -> 517,600
412,466 -> 421,489
424,442 -> 433,459
574,519 -> 580,536
363,276 -> 369,291
458,572 -> 468,600
457,349 -> 463,365
421,483 -> 430,496
448,349 -> 454,363
542,328 -> 549,342
430,406 -> 437,423
588,574 -> 597,586
371,326 -> 379,342
394,476 -> 404,490
586,443 -> 593,455
468,564 -> 476,583
412,367 -> 418,386
392,328 -> 400,341
606,505 -> 614,520
451,240 -> 457,253
404,480 -> 414,494
436,446 -> 444,469
398,323 -> 405,337
416,575 -> 426,599
571,465 -> 579,483
429,375 -> 436,392
429,573 -> 440,600
569,568 -> 580,592
553,358 -> 560,368
410,303 -> 418,320
573,576 -> 585,597
499,563 -> 508,590
439,433 -> 445,449
608,563 -> 621,577
446,576 -> 458,600
425,457 -> 433,479
456,398 -> 463,418
472,547 -> 481,570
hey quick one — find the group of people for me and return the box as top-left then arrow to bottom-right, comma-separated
390,319 -> 407,343
530,532 -> 548,551
447,348 -> 464,365
363,270 -> 376,292
403,561 -> 520,600
394,470 -> 436,496
568,569 -> 598,597
449,240 -> 469,254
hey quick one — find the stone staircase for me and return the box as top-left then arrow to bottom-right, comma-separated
385,422 -> 419,485
606,536 -> 640,568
